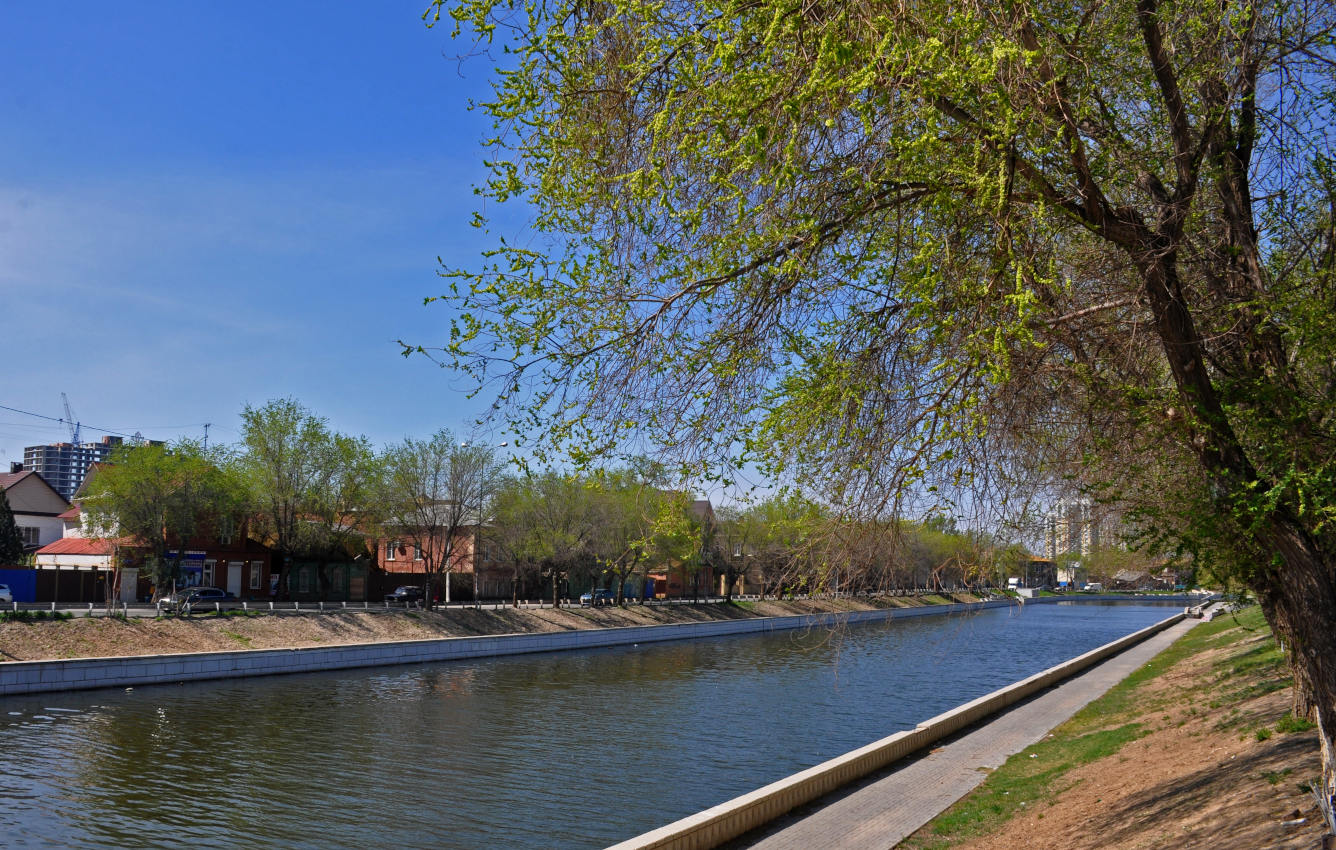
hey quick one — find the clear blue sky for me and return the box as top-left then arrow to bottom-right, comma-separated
1,2 -> 515,463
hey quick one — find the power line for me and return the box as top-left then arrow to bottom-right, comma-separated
0,402 -> 148,443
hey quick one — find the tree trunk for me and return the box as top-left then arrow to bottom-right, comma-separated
1131,238 -> 1336,835
1251,524 -> 1336,836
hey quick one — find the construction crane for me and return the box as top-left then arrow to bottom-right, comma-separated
60,393 -> 81,444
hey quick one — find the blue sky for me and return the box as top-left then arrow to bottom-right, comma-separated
0,2 -> 515,462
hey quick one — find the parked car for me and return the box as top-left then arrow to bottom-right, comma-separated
0,584 -> 11,604
161,587 -> 234,611
384,586 -> 425,604
580,588 -> 616,607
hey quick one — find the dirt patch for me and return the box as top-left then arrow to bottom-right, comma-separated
0,596 -> 928,662
919,613 -> 1326,850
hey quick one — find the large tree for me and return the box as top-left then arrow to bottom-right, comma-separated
428,0 -> 1336,828
488,471 -> 601,607
239,399 -> 383,596
381,430 -> 504,605
588,466 -> 700,604
81,440 -> 244,594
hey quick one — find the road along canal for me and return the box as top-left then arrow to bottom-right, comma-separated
0,600 -> 1181,848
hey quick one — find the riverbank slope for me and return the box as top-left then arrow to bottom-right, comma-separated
903,604 -> 1325,850
0,596 -> 955,662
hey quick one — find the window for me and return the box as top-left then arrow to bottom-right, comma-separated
218,516 -> 234,545
298,569 -> 310,593
386,541 -> 399,561
203,560 -> 216,586
249,561 -> 262,590
20,526 -> 39,546
413,544 -> 424,561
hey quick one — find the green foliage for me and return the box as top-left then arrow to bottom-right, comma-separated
1276,713 -> 1318,734
713,494 -> 828,596
81,440 -> 246,590
222,630 -> 253,647
0,489 -> 24,564
239,398 -> 383,563
488,470 -> 600,602
427,1 -> 1336,803
427,0 -> 1336,543
587,468 -> 704,601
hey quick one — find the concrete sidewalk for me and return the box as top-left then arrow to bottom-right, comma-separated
724,616 -> 1203,849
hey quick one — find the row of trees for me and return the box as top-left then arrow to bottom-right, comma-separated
80,399 -> 1009,603
492,477 -> 1018,607
81,399 -> 506,598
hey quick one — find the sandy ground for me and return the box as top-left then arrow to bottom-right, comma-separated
930,625 -> 1327,850
0,597 -> 910,662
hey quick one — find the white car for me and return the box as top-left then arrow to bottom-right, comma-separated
0,584 -> 12,604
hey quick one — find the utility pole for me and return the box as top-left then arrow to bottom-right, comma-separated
202,423 -> 212,451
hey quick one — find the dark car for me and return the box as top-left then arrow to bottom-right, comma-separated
162,586 -> 234,611
384,586 -> 425,604
580,588 -> 617,607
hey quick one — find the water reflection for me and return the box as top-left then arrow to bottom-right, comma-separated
0,602 -> 1177,848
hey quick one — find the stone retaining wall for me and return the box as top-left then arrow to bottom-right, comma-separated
605,611 -> 1186,850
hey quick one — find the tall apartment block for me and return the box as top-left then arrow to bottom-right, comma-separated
1044,498 -> 1104,562
22,436 -> 123,501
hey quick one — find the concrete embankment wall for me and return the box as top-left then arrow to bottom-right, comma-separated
0,599 -> 1019,696
606,611 -> 1186,850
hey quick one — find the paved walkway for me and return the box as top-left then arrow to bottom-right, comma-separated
725,616 -> 1203,850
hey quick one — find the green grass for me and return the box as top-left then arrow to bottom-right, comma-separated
906,723 -> 1146,846
1275,713 -> 1317,734
185,608 -> 261,619
902,604 -> 1290,849
0,610 -> 74,623
1261,768 -> 1292,785
222,630 -> 253,647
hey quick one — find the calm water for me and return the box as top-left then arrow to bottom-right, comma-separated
0,601 -> 1178,848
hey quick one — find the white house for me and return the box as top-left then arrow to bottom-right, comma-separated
0,468 -> 71,552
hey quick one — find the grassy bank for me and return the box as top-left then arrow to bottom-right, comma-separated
902,605 -> 1324,850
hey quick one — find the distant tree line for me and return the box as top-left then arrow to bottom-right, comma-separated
79,398 -> 1024,602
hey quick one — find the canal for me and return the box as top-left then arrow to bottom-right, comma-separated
0,601 -> 1179,848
